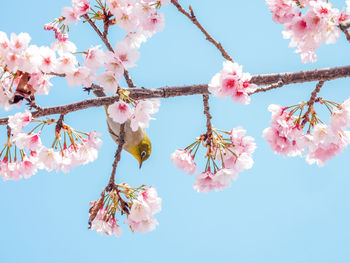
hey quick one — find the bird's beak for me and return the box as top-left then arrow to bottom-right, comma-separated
139,159 -> 143,169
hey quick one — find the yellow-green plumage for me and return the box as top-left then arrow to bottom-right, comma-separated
94,89 -> 152,168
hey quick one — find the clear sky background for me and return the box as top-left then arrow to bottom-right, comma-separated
1,0 -> 350,262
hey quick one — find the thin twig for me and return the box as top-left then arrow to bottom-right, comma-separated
106,123 -> 126,192
55,114 -> 65,137
202,94 -> 213,148
171,0 -> 233,62
88,189 -> 105,228
82,14 -> 113,51
301,81 -> 325,126
248,79 -> 285,95
7,125 -> 11,138
82,14 -> 135,88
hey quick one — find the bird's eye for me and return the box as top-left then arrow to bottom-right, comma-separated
141,151 -> 146,158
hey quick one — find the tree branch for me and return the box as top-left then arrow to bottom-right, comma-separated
202,94 -> 213,148
301,81 -> 325,126
250,64 -> 350,87
170,0 -> 233,62
1,65 -> 350,125
248,79 -> 285,95
83,14 -> 113,51
106,123 -> 126,192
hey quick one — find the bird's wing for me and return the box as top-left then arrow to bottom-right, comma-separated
107,120 -> 119,142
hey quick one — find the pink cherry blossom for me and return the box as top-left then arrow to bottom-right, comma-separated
193,170 -> 216,193
129,99 -> 160,131
39,46 -> 57,73
66,66 -> 94,87
28,73 -> 53,95
104,51 -> 125,76
62,6 -> 79,25
51,40 -> 77,55
113,6 -> 139,32
83,46 -> 106,70
90,209 -> 122,237
209,61 -> 256,104
5,51 -> 23,72
107,101 -> 133,124
10,32 -> 31,51
37,147 -> 60,172
330,98 -> 350,130
141,12 -> 165,33
21,155 -> 38,179
106,0 -> 122,15
127,199 -> 152,222
266,0 -> 299,24
170,149 -> 197,175
267,0 -> 342,63
8,110 -> 32,134
72,0 -> 90,16
125,216 -> 159,233
13,132 -> 42,151
114,41 -> 140,69
212,168 -> 237,191
230,126 -> 257,155
96,71 -> 120,93
306,124 -> 350,167
139,187 -> 162,214
0,161 -> 22,181
56,53 -> 78,74
125,186 -> 162,233
20,45 -> 41,74
87,131 -> 103,148
0,31 -> 9,52
263,104 -> 305,156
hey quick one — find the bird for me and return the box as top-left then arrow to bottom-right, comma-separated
93,88 -> 151,168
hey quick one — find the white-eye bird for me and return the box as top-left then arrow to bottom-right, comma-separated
93,89 -> 151,168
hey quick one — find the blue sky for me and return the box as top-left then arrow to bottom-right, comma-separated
1,0 -> 350,262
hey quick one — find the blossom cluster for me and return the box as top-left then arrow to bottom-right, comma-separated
209,61 -> 257,105
171,127 -> 256,193
105,0 -> 169,33
263,98 -> 350,166
0,31 -> 57,110
0,0 -> 171,114
266,0 -> 350,63
0,110 -> 102,181
61,0 -> 90,25
90,184 -> 162,236
107,93 -> 160,131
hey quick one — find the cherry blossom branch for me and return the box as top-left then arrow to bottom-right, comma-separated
82,14 -> 135,88
301,80 -> 325,126
7,125 -> 11,138
55,114 -> 65,137
106,123 -> 126,192
202,94 -> 213,149
83,14 -> 113,51
248,79 -> 285,95
88,190 -> 105,228
1,65 -> 350,125
170,0 -> 233,62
